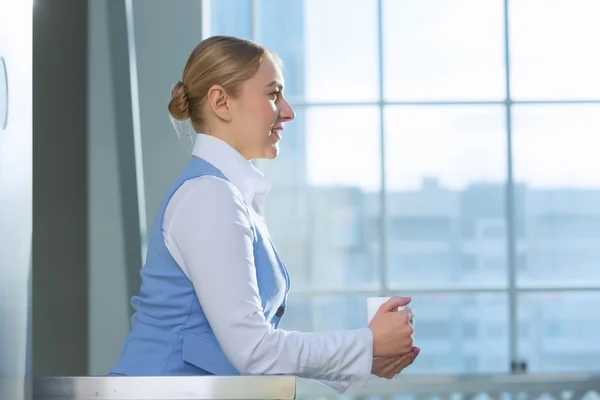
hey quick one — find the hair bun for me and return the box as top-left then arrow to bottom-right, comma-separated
168,81 -> 190,120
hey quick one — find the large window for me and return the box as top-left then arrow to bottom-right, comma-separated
204,0 -> 600,374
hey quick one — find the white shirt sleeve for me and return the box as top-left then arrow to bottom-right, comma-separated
163,176 -> 373,383
315,380 -> 354,394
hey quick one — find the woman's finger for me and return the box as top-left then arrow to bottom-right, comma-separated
384,347 -> 420,378
380,353 -> 413,378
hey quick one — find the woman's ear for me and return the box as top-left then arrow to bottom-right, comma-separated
206,84 -> 232,122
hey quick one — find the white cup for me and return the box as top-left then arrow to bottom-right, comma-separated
367,297 -> 415,327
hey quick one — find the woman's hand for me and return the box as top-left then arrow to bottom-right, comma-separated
371,346 -> 420,379
368,296 -> 415,357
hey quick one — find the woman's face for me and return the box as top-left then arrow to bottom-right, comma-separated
230,56 -> 296,160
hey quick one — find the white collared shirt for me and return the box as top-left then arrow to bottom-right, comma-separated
162,134 -> 372,391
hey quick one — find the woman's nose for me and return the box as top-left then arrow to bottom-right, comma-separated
280,100 -> 296,122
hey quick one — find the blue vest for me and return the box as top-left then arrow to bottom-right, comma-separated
109,157 -> 290,376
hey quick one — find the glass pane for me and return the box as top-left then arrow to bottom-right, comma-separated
408,293 -> 509,373
207,0 -> 252,39
307,106 -> 381,190
209,0 -> 379,102
382,0 -> 505,101
510,0 -> 600,100
263,106 -> 382,291
258,0 -> 305,103
279,295 -> 368,332
384,106 -> 507,287
303,0 -> 379,102
282,293 -> 509,374
513,105 -> 600,285
518,292 -> 600,372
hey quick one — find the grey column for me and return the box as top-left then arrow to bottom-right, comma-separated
32,0 -> 89,376
132,0 -> 204,231
106,0 -> 145,303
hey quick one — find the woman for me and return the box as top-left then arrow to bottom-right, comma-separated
110,35 -> 418,392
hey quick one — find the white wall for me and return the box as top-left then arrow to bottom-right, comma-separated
0,0 -> 32,397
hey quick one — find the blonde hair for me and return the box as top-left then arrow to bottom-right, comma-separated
168,35 -> 281,133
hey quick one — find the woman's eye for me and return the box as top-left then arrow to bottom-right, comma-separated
270,91 -> 279,100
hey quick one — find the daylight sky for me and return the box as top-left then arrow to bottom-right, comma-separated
300,0 -> 600,191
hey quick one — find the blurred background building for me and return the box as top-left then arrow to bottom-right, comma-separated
1,0 -> 599,399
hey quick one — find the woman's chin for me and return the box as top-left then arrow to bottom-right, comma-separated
264,142 -> 280,159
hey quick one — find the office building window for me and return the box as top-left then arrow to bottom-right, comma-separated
204,0 -> 600,374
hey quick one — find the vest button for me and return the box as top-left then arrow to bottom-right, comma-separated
276,306 -> 285,317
